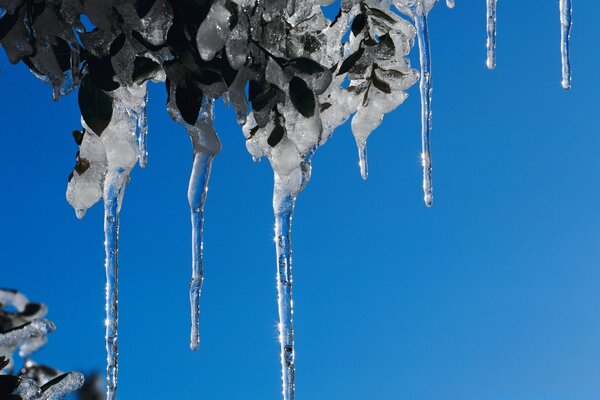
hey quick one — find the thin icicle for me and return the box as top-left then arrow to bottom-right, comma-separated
188,150 -> 215,351
446,0 -> 455,9
357,139 -> 368,180
560,0 -> 572,90
165,89 -> 221,351
103,169 -> 128,400
486,0 -> 497,69
413,4 -> 434,207
137,90 -> 149,168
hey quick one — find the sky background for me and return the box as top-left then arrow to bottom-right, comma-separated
2,2 -> 600,400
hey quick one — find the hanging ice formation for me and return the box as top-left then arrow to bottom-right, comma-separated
0,0 -> 576,399
486,0 -> 497,69
560,0 -> 572,90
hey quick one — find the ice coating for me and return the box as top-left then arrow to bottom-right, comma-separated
0,320 -> 56,358
196,0 -> 232,62
560,0 -> 572,90
13,372 -> 84,400
167,87 -> 221,351
486,0 -> 497,69
446,0 -> 455,8
0,288 -> 29,311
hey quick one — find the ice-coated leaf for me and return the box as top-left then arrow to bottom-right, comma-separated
351,13 -> 367,36
176,84 -> 203,126
132,56 -> 160,83
268,121 -> 285,147
78,77 -> 113,135
289,77 -> 315,118
338,47 -> 364,75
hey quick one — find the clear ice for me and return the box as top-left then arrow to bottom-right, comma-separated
413,2 -> 435,207
560,0 -> 572,90
67,83 -> 146,400
486,0 -> 497,69
166,87 -> 221,351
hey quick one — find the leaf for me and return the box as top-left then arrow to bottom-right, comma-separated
53,37 -> 72,72
135,0 -> 157,18
367,6 -> 398,24
131,30 -> 164,52
109,33 -> 126,57
351,13 -> 366,36
132,57 -> 160,83
175,84 -> 203,126
87,56 -> 119,91
287,58 -> 326,75
41,373 -> 69,393
0,11 -> 18,40
289,77 -> 315,118
75,157 -> 91,175
372,70 -> 391,93
78,77 -> 113,135
267,122 -> 285,147
0,375 -> 19,396
320,102 -> 332,112
337,47 -> 364,75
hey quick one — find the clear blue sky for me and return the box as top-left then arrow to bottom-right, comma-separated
2,2 -> 600,399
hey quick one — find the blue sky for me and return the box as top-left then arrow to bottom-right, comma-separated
2,2 -> 600,399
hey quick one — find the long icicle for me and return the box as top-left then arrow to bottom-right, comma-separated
559,0 -> 572,90
103,169 -> 128,400
486,0 -> 497,69
274,177 -> 297,400
414,4 -> 434,207
188,149 -> 215,351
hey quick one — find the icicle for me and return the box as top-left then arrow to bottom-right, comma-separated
103,168 -> 129,400
137,90 -> 149,168
273,172 -> 299,400
560,0 -> 572,90
446,0 -> 455,9
486,0 -> 497,69
356,139 -> 368,180
413,4 -> 434,207
188,149 -> 216,351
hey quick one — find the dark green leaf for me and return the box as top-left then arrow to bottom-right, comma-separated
175,84 -> 203,125
372,70 -> 391,93
75,157 -> 91,175
109,33 -> 126,57
87,56 -> 119,91
320,102 -> 332,112
78,77 -> 113,135
289,77 -> 315,118
135,0 -> 157,18
0,375 -> 19,396
0,11 -> 18,40
351,13 -> 366,36
267,122 -> 285,147
53,38 -> 72,72
132,57 -> 160,83
337,47 -> 364,75
41,373 -> 69,392
287,58 -> 325,75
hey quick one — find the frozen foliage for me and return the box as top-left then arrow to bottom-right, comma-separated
0,1 -> 576,399
0,289 -> 84,399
